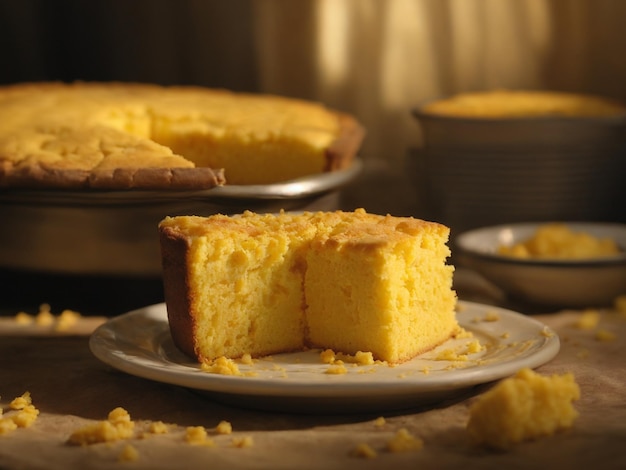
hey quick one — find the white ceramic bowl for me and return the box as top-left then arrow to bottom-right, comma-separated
455,222 -> 626,308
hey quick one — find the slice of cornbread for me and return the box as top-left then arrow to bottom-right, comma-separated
0,82 -> 364,189
159,209 -> 457,364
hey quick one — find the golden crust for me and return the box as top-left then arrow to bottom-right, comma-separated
324,113 -> 365,172
0,82 -> 364,190
159,224 -> 198,359
0,162 -> 226,190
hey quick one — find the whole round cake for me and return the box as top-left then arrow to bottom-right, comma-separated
159,209 -> 458,364
0,82 -> 364,189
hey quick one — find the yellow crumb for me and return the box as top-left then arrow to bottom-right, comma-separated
321,349 -> 379,367
54,309 -> 82,331
351,443 -> 377,459
201,356 -> 242,376
595,329 -> 616,342
320,349 -> 336,364
108,407 -> 132,425
67,407 -> 135,445
11,405 -> 39,428
386,428 -> 424,453
215,420 -> 232,435
501,332 -> 511,339
14,312 -> 34,325
147,421 -> 169,435
352,351 -> 375,365
0,418 -> 18,435
373,416 -> 386,427
325,364 -> 348,375
185,426 -> 215,446
10,392 -> 32,410
35,304 -> 55,326
466,339 -> 484,354
436,348 -> 468,362
185,425 -> 206,442
232,436 -> 254,448
320,349 -> 376,367
573,310 -> 600,330
118,444 -> 139,462
0,393 -> 40,432
238,353 -> 254,365
541,327 -> 555,337
454,327 -> 474,339
484,311 -> 500,322
68,421 -> 125,446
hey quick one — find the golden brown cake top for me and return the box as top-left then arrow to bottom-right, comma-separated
159,209 -> 450,251
0,82 -> 358,189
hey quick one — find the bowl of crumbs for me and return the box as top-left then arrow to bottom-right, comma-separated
455,222 -> 626,308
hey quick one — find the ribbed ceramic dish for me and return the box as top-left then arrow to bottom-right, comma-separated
412,109 -> 626,235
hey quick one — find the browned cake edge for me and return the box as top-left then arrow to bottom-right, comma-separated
0,163 -> 226,190
88,167 -> 226,190
325,112 -> 366,172
158,224 -> 198,359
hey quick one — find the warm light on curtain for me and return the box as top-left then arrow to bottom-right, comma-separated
254,0 -> 624,166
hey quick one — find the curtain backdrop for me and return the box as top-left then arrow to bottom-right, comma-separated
253,0 -> 626,162
1,0 -> 624,215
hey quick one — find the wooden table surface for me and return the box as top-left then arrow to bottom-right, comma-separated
1,269 -> 625,470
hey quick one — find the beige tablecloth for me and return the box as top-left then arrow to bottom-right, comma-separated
1,269 -> 625,470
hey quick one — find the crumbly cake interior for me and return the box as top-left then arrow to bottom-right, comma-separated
305,213 -> 457,362
185,214 -> 316,359
159,209 -> 458,364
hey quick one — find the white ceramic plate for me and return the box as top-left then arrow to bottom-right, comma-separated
89,301 -> 560,413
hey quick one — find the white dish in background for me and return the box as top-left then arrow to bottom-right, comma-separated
89,301 -> 560,414
456,222 -> 626,308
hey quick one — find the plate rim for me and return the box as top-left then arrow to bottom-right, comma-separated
89,300 -> 560,401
